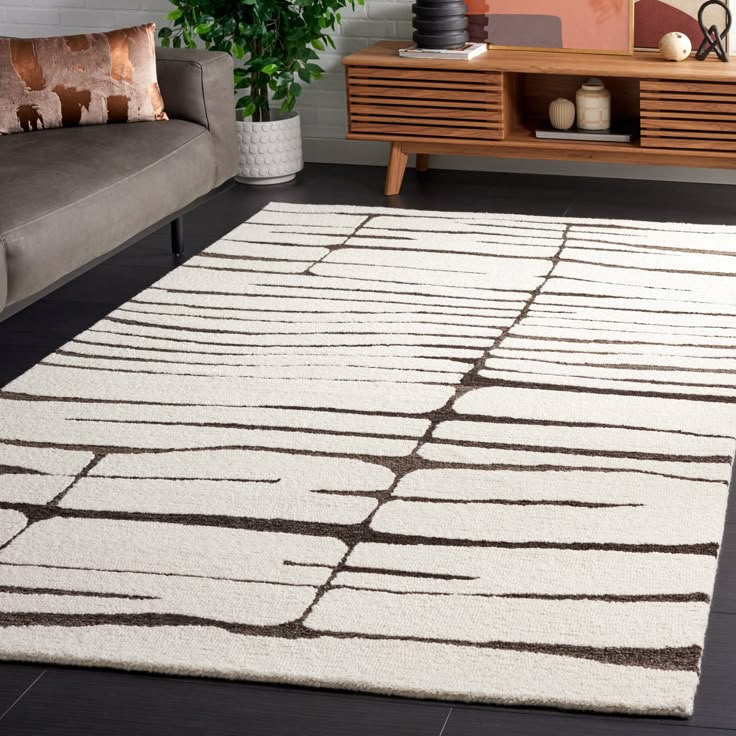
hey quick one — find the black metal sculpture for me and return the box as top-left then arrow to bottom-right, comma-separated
412,0 -> 469,49
695,0 -> 732,61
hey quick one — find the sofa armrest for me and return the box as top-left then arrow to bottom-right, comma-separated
156,47 -> 238,186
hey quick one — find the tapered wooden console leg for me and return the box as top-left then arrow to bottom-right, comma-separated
385,142 -> 408,196
416,153 -> 430,173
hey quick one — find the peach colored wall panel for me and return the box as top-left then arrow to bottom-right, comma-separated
468,0 -> 633,52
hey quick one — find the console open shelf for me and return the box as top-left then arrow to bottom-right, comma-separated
343,41 -> 736,194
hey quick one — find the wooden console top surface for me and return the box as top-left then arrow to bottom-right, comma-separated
344,40 -> 736,83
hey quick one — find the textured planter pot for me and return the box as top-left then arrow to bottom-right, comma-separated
235,110 -> 303,186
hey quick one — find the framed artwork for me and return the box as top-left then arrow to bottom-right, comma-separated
466,0 -> 635,54
634,0 -> 729,50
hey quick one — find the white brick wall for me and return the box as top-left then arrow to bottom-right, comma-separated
2,1 -> 735,183
0,0 -> 409,147
0,0 -> 170,35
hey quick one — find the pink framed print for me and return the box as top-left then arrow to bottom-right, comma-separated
466,0 -> 635,55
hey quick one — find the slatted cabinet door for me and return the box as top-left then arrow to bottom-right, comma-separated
640,79 -> 736,152
346,66 -> 506,141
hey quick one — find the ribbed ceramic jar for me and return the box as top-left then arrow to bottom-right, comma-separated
575,78 -> 611,132
235,110 -> 303,186
549,98 -> 575,130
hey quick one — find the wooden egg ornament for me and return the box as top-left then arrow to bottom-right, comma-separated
659,32 -> 692,61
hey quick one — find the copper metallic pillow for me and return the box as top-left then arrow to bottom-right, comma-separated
0,23 -> 167,135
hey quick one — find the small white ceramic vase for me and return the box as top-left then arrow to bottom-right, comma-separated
659,32 -> 692,61
235,110 -> 303,186
576,78 -> 611,132
549,98 -> 576,130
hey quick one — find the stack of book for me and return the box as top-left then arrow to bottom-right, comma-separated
534,126 -> 635,143
398,43 -> 487,60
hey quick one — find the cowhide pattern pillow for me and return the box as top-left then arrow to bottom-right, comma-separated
0,23 -> 168,135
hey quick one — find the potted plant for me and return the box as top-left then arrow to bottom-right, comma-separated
160,0 -> 362,185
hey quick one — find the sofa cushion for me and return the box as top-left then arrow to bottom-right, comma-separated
0,119 -> 215,307
0,24 -> 167,135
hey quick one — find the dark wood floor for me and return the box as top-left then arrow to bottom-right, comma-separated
1,162 -> 735,735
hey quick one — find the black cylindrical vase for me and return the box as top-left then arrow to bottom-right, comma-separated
412,0 -> 469,49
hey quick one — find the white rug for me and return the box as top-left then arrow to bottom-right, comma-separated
0,203 -> 734,717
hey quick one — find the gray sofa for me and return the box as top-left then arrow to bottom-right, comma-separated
0,47 -> 238,320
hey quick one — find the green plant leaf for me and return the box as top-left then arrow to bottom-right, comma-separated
164,0 -> 354,117
237,99 -> 257,117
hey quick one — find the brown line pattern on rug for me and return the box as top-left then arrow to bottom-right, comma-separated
0,204 -> 733,717
0,612 -> 704,671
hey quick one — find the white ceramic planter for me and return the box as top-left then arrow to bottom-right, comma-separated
235,110 -> 303,185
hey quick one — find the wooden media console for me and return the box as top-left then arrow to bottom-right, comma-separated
343,41 -> 736,195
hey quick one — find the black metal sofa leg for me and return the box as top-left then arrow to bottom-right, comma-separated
171,216 -> 184,258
